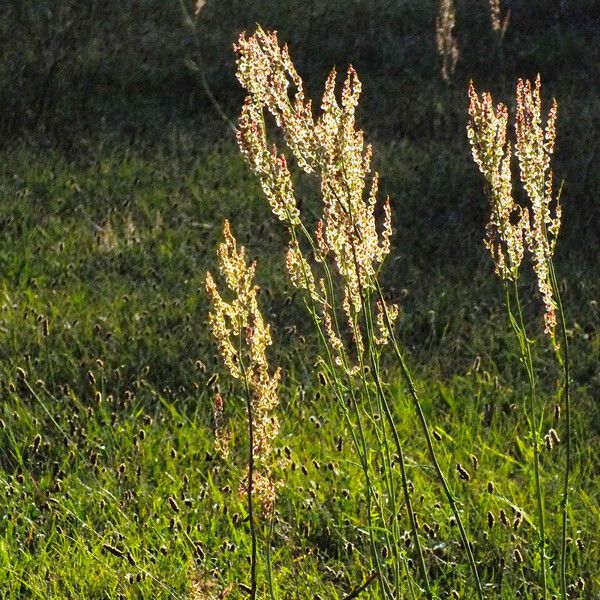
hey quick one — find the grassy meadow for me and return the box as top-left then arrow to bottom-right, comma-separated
1,1 -> 600,598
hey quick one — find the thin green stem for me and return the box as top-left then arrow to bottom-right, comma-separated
290,222 -> 393,598
238,352 -> 258,600
505,281 -> 547,598
363,295 -> 431,598
266,505 -> 277,600
375,279 -> 484,600
547,260 -> 571,599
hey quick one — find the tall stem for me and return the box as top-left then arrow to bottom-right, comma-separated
506,281 -> 547,598
548,260 -> 571,599
375,280 -> 484,600
363,296 -> 431,597
266,505 -> 277,600
239,353 -> 258,600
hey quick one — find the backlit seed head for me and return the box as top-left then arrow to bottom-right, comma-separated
456,463 -> 471,482
516,76 -> 561,341
168,497 -> 180,513
553,403 -> 561,422
513,511 -> 523,530
468,82 -> 527,281
513,548 -> 523,564
436,0 -> 459,81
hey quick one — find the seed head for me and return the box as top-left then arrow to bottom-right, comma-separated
467,81 -> 528,281
515,75 -> 561,340
436,0 -> 459,81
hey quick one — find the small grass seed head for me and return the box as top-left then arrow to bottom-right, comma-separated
433,430 -> 442,441
487,511 -> 495,529
554,403 -> 561,422
456,463 -> 471,482
487,480 -> 495,494
103,543 -> 124,559
499,509 -> 509,526
544,433 -> 553,451
549,428 -> 560,445
513,511 -> 523,530
423,522 -> 436,539
513,548 -> 523,565
31,434 -> 42,453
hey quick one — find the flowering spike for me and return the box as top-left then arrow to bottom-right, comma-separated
515,75 -> 561,338
467,82 -> 527,280
206,221 -> 282,512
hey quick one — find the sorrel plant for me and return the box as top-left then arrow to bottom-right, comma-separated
468,75 -> 573,599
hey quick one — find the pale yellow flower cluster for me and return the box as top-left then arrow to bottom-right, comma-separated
489,0 -> 510,35
515,76 -> 560,336
236,29 -> 319,174
374,300 -> 399,347
205,221 -> 281,511
235,29 -> 398,370
467,82 -> 529,281
468,77 -> 561,338
213,391 -> 231,460
436,0 -> 459,81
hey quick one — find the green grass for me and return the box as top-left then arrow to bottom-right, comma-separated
0,142 -> 598,598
